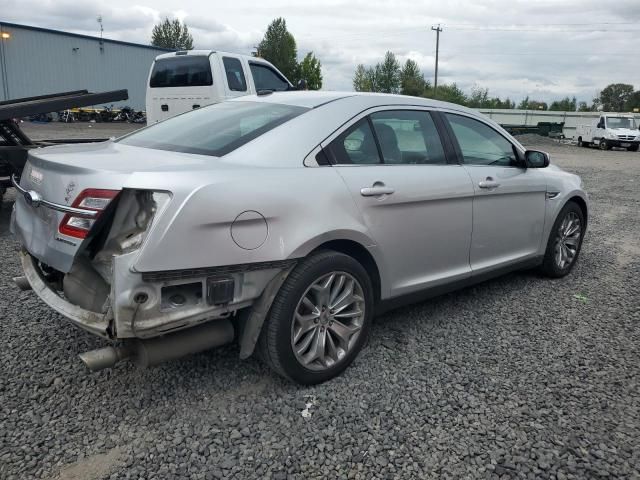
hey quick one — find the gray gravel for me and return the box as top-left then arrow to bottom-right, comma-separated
1,132 -> 639,479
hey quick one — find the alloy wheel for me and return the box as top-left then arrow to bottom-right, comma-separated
554,212 -> 581,269
291,271 -> 365,371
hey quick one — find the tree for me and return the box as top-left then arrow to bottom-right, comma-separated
256,18 -> 298,82
353,64 -> 370,92
297,52 -> 322,90
596,83 -> 634,112
400,59 -> 426,96
151,18 -> 194,50
624,90 -> 640,112
376,51 -> 401,93
518,96 -> 548,110
549,96 -> 577,111
577,101 -> 594,112
424,83 -> 467,105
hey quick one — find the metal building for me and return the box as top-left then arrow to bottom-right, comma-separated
0,22 -> 172,110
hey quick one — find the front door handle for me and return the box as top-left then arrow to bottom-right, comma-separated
478,177 -> 500,189
360,183 -> 395,197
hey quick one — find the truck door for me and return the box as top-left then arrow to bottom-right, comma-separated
217,55 -> 249,99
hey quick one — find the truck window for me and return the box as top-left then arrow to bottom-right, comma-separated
223,57 -> 247,92
150,56 -> 213,88
250,63 -> 290,91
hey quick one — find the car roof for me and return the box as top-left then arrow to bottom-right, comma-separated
232,91 -> 479,114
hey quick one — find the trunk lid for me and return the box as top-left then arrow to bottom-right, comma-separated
11,141 -> 217,273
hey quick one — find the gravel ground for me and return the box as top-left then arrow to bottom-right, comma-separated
1,128 -> 639,480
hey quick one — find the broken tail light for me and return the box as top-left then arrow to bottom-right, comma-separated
59,189 -> 120,239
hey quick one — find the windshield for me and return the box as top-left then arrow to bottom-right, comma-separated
606,117 -> 638,129
119,101 -> 308,156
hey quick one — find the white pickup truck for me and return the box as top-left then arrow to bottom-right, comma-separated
575,115 -> 640,151
146,50 -> 294,124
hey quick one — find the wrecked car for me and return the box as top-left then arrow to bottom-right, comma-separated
11,92 -> 588,384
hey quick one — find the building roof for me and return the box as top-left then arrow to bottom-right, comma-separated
0,21 -> 174,52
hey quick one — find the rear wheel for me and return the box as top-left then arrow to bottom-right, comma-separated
577,137 -> 584,147
258,250 -> 373,384
540,202 -> 585,278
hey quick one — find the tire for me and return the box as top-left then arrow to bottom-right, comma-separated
599,139 -> 610,151
258,250 -> 374,385
540,201 -> 585,278
577,137 -> 583,147
627,145 -> 639,152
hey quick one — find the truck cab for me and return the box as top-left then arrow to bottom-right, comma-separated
576,115 -> 640,151
145,50 -> 293,124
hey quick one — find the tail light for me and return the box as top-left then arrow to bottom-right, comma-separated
59,189 -> 120,239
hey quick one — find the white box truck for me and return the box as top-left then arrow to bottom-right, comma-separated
146,50 -> 294,124
575,115 -> 640,151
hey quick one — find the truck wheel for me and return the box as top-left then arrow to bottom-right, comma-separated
577,137 -> 588,147
598,139 -> 610,151
258,250 -> 374,385
627,145 -> 639,152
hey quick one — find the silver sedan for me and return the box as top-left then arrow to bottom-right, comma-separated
11,92 -> 588,384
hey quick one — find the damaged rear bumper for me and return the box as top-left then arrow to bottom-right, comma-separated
20,250 -> 112,338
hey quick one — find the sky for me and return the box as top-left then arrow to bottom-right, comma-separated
3,0 -> 640,103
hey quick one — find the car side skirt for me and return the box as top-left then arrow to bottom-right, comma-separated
375,255 -> 543,316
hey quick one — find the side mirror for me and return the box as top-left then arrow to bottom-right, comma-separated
597,121 -> 605,129
524,150 -> 550,168
296,79 -> 308,90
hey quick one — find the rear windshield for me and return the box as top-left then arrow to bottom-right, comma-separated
119,101 -> 307,156
149,56 -> 213,88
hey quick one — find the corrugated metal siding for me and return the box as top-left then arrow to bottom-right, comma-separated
0,23 -> 170,110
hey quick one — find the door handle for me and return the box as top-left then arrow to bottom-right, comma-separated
360,184 -> 395,197
478,177 -> 500,189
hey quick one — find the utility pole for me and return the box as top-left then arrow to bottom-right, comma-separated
431,24 -> 442,97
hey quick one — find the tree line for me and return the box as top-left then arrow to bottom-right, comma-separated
150,17 -> 322,90
354,51 -> 640,113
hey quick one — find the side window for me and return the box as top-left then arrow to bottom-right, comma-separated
445,113 -> 518,167
370,110 -> 446,165
250,63 -> 290,91
222,57 -> 247,92
326,119 -> 381,165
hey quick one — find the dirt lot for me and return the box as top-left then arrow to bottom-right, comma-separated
1,127 -> 639,479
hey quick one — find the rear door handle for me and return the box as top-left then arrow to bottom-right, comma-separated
478,177 -> 500,189
360,185 -> 395,197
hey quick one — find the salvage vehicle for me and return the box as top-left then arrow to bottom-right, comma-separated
11,92 -> 588,384
575,115 -> 640,151
146,50 -> 293,124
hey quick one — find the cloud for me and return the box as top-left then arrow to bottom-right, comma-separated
3,0 -> 640,102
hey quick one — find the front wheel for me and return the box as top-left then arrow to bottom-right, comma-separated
599,139 -> 610,151
627,145 -> 639,152
540,202 -> 585,278
258,250 -> 373,384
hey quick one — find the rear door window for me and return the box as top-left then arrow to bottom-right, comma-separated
370,111 -> 446,164
223,57 -> 247,92
150,56 -> 213,88
250,63 -> 290,91
326,119 -> 381,165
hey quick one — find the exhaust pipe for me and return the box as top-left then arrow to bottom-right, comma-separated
13,275 -> 32,291
79,319 -> 234,372
79,345 -> 132,372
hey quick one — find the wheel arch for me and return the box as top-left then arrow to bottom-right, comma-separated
566,195 -> 588,228
310,239 -> 383,305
